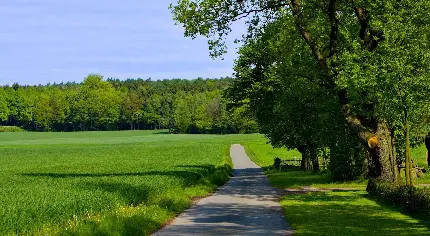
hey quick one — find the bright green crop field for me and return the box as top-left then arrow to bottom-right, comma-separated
0,130 -> 261,235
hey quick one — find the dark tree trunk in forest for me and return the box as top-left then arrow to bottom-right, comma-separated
298,145 -> 311,171
425,135 -> 430,167
309,145 -> 319,172
301,154 -> 310,171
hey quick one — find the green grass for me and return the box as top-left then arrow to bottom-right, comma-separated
243,140 -> 430,235
281,191 -> 430,236
409,145 -> 430,185
242,138 -> 366,189
0,130 -> 261,235
241,136 -> 301,168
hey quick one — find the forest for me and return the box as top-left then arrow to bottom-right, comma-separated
0,75 -> 257,134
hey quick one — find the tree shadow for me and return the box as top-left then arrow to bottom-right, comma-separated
154,202 -> 292,235
176,165 -> 216,173
264,170 -> 334,188
58,207 -> 166,236
21,170 -> 205,180
153,165 -> 292,235
79,181 -> 152,206
283,191 -> 430,235
364,194 -> 430,231
151,131 -> 170,135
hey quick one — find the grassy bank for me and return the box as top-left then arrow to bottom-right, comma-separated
0,131 -> 260,235
243,140 -> 430,235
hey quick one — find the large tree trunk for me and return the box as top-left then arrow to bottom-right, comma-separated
367,122 -> 397,182
338,91 -> 397,185
291,0 -> 396,185
309,145 -> 320,172
298,145 -> 311,171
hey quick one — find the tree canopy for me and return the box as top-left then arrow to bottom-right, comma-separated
0,75 -> 257,134
171,0 -> 430,183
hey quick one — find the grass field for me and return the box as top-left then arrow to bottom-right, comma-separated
0,130 -> 260,235
243,141 -> 430,235
2,131 -> 430,235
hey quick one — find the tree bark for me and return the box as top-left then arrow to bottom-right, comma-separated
366,122 -> 397,183
298,145 -> 311,170
309,145 -> 320,172
290,1 -> 396,183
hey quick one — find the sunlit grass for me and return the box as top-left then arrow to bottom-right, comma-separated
242,139 -> 366,189
281,191 -> 430,236
0,130 -> 262,235
243,140 -> 430,235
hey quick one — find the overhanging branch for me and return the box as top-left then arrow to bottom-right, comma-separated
230,1 -> 290,22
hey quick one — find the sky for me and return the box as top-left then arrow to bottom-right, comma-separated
0,0 -> 245,85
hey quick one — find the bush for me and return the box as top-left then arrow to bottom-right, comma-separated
329,138 -> 367,181
367,179 -> 430,213
0,126 -> 25,132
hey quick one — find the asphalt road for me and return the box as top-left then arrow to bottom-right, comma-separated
153,144 -> 292,236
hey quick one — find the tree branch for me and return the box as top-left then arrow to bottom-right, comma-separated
230,1 -> 290,22
338,90 -> 375,146
290,0 -> 331,79
328,0 -> 339,57
353,6 -> 384,51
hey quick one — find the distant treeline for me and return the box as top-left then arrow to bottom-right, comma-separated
0,74 -> 258,133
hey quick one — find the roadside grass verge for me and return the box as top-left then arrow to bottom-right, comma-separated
243,140 -> 430,235
242,138 -> 366,189
0,131 -> 254,235
281,190 -> 430,236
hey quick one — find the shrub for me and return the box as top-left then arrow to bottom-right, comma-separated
367,179 -> 430,213
329,138 -> 367,181
0,126 -> 25,132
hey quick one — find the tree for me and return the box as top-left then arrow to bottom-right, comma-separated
1,75 -> 257,134
171,0 -> 430,184
70,74 -> 120,130
173,92 -> 193,133
120,91 -> 143,130
0,88 -> 9,123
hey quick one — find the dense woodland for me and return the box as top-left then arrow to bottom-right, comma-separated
0,75 -> 257,134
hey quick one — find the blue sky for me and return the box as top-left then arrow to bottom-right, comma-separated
0,0 -> 244,85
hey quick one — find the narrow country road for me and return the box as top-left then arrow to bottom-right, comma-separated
153,144 -> 292,236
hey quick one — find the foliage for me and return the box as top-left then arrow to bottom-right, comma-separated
281,191 -> 430,236
243,140 -> 430,234
328,130 -> 368,181
367,180 -> 430,213
0,130 -> 261,235
1,76 -> 257,134
0,126 -> 24,132
171,0 -> 430,182
0,88 -> 9,122
242,139 -> 367,189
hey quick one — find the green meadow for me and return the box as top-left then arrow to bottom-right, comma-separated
0,131 -> 260,235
